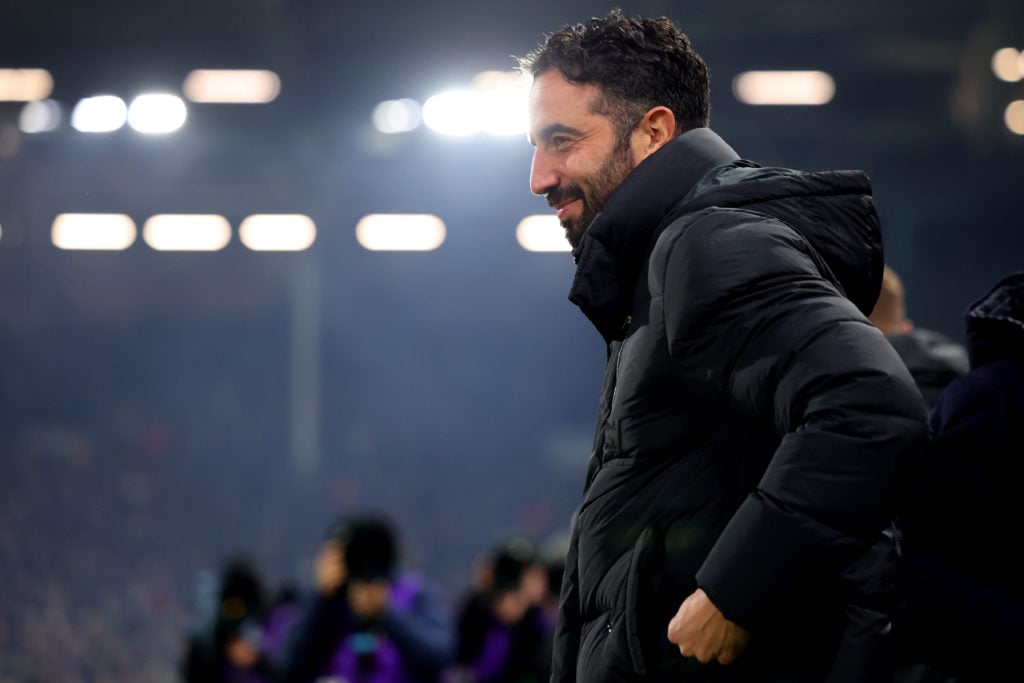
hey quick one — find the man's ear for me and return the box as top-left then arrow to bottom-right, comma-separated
632,106 -> 677,163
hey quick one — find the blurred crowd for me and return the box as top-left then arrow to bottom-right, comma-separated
0,418 -> 567,683
2,265 -> 1023,683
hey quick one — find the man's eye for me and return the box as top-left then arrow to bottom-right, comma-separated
551,136 -> 571,149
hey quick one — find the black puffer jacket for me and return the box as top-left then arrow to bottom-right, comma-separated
552,129 -> 929,683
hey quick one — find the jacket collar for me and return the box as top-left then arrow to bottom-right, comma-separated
568,128 -> 740,342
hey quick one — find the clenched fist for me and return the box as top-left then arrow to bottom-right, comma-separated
667,588 -> 750,665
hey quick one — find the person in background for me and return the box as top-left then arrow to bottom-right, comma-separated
868,265 -> 969,409
275,513 -> 455,683
893,271 -> 1024,682
517,10 -> 928,682
449,536 -> 555,683
180,555 -> 271,683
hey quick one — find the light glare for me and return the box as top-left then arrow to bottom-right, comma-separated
239,214 -> 317,251
372,99 -> 422,134
992,47 -> 1022,82
1006,100 -> 1024,135
19,99 -> 61,133
0,68 -> 53,101
422,90 -> 481,137
733,71 -> 835,105
516,215 -> 571,252
128,94 -> 187,134
182,69 -> 281,104
355,214 -> 446,251
52,214 -> 136,250
473,71 -> 530,136
143,214 -> 230,251
71,96 -> 128,133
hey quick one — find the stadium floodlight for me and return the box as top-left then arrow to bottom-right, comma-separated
992,47 -> 1023,83
372,99 -> 422,134
142,214 -> 231,251
182,69 -> 281,104
0,68 -> 53,101
473,70 -> 530,136
128,94 -> 187,134
733,71 -> 835,105
1006,100 -> 1024,135
515,215 -> 571,252
239,214 -> 317,251
422,90 -> 481,137
355,214 -> 446,251
52,214 -> 136,250
71,95 -> 128,133
19,99 -> 62,133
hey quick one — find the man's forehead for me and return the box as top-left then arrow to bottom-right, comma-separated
528,72 -> 603,133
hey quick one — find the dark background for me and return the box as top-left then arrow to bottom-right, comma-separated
0,1 -> 1022,680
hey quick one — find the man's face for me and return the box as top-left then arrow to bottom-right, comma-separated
528,70 -> 638,250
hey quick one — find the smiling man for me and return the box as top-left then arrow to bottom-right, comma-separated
518,10 -> 929,683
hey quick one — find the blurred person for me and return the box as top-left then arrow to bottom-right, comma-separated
181,554 -> 271,683
868,265 -> 969,409
274,513 -> 455,683
517,10 -> 928,682
449,536 -> 555,683
893,271 -> 1024,682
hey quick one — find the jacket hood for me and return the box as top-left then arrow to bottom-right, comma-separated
964,271 -> 1024,367
569,128 -> 884,342
678,158 -> 884,317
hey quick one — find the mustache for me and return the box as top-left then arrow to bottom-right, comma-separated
547,185 -> 583,208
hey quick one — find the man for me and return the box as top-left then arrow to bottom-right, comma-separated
868,265 -> 969,410
517,11 -> 929,682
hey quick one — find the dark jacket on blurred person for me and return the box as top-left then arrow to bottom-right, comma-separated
887,329 -> 968,410
894,271 -> 1024,682
554,128 -> 928,682
868,265 -> 969,410
274,516 -> 455,683
452,539 -> 555,683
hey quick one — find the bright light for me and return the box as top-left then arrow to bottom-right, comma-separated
473,71 -> 530,136
355,214 -> 446,251
52,214 -> 136,250
19,99 -> 61,133
733,71 -> 835,105
516,215 -> 570,252
0,68 -> 53,101
142,214 -> 231,251
71,95 -> 128,133
422,90 -> 481,137
372,98 -> 422,134
128,94 -> 187,134
992,47 -> 1022,82
1006,100 -> 1024,135
239,214 -> 317,251
182,69 -> 281,104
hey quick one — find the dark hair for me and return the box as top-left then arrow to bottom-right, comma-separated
490,535 -> 537,595
327,514 -> 398,581
517,9 -> 710,142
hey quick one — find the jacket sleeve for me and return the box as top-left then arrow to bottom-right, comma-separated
276,592 -> 352,683
378,579 -> 456,677
651,208 -> 929,627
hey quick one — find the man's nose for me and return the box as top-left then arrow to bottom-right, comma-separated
529,151 -> 558,197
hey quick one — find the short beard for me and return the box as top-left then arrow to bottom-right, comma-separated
559,137 -> 636,251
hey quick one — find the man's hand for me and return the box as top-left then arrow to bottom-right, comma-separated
667,588 -> 750,665
315,540 -> 347,596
